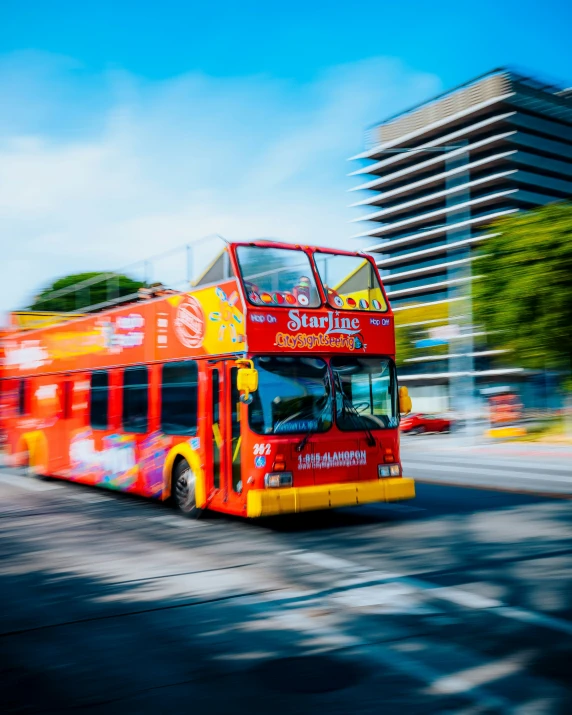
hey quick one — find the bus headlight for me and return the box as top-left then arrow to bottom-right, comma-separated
378,464 -> 401,478
264,472 -> 293,488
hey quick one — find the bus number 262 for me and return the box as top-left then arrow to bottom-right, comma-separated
253,443 -> 272,455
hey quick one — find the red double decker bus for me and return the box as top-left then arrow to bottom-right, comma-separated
0,241 -> 414,517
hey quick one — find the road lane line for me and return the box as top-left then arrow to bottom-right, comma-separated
69,492 -> 114,503
149,515 -> 209,529
396,574 -> 572,635
496,606 -> 572,637
285,550 -> 572,637
424,586 -> 501,610
427,651 -> 530,695
370,503 -> 427,513
282,550 -> 371,573
357,643 -> 509,711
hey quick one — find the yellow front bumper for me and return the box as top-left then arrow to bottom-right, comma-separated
246,477 -> 415,518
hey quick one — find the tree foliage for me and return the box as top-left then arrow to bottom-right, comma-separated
393,302 -> 450,368
29,273 -> 145,312
474,202 -> 572,374
394,324 -> 415,367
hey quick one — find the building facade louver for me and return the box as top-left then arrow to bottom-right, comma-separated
350,68 -> 572,412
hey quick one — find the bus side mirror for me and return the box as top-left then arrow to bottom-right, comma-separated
399,386 -> 412,416
236,360 -> 258,404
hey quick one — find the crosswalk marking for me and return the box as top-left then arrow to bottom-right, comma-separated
284,549 -> 572,637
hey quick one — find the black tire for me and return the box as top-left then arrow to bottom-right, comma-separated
172,459 -> 202,518
410,426 -> 425,436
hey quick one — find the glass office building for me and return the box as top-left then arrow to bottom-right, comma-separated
350,69 -> 572,411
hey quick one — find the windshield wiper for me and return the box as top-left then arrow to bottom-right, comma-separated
296,391 -> 332,452
334,374 -> 376,446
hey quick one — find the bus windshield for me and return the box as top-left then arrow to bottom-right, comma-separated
236,245 -> 321,308
314,252 -> 387,312
249,356 -> 332,435
331,357 -> 398,430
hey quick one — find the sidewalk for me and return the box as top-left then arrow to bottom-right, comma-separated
401,432 -> 572,460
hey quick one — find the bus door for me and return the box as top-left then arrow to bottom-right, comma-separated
227,363 -> 243,498
205,362 -> 243,505
32,375 -> 73,474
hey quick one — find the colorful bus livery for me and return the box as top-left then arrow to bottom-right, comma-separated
1,240 -> 415,517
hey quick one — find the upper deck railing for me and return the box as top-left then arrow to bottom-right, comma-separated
18,235 -> 235,321
17,238 -> 383,326
9,238 -> 391,339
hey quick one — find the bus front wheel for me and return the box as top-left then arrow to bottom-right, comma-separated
172,459 -> 202,519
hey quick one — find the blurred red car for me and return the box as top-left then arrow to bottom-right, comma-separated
400,413 -> 451,435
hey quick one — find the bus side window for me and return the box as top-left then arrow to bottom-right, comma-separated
161,361 -> 198,435
123,366 -> 149,433
18,379 -> 28,416
90,371 -> 109,430
63,380 -> 73,420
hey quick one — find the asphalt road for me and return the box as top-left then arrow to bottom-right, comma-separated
1,462 -> 571,714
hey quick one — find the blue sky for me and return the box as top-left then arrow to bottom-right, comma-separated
3,0 -> 571,86
1,0 -> 571,314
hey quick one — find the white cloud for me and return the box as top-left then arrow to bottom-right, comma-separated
0,52 -> 440,315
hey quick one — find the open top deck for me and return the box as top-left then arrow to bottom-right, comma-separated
1,240 -> 394,378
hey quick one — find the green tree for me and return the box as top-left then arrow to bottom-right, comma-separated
393,302 -> 450,369
29,273 -> 145,312
394,323 -> 416,368
474,202 -> 572,377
